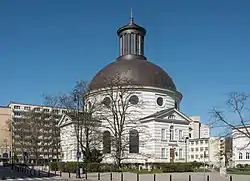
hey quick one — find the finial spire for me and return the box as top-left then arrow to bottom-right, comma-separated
130,8 -> 134,24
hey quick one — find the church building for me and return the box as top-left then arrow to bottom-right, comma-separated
59,15 -> 211,166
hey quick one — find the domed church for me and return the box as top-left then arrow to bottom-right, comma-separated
59,15 -> 210,166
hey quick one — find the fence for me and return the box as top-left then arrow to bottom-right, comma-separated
11,164 -> 238,181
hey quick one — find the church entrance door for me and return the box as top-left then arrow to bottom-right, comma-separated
170,148 -> 175,163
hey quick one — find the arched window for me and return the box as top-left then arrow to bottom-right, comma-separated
170,125 -> 174,140
129,129 -> 139,153
239,152 -> 243,159
246,152 -> 249,159
103,131 -> 111,154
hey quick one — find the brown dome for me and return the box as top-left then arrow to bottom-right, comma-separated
89,56 -> 176,91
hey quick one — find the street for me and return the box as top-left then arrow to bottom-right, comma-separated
0,166 -> 81,181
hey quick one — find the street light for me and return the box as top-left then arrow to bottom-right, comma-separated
73,89 -> 81,178
184,137 -> 189,163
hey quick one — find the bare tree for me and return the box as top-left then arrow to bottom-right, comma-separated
12,117 -> 30,162
44,80 -> 103,163
211,92 -> 250,138
211,92 -> 250,163
90,73 -> 149,167
25,111 -> 44,165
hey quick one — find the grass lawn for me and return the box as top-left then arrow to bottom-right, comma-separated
194,168 -> 211,172
120,168 -> 210,174
227,168 -> 250,175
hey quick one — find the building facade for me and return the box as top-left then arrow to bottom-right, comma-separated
232,125 -> 250,167
59,16 -> 223,167
0,106 -> 12,160
9,102 -> 67,163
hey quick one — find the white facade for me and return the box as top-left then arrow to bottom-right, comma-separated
232,126 -> 250,166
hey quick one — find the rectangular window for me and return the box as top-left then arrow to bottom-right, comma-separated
24,106 -> 30,110
196,148 -> 199,151
196,141 -> 199,145
14,105 -> 20,109
14,112 -> 20,116
205,140 -> 208,144
170,126 -> 174,140
200,140 -> 203,144
205,147 -> 208,151
191,155 -> 194,159
191,148 -> 194,152
179,149 -> 183,159
161,129 -> 165,140
200,147 -> 204,151
161,148 -> 166,158
179,130 -> 183,140
191,141 -> 194,145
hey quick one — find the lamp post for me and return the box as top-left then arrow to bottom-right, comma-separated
73,89 -> 81,178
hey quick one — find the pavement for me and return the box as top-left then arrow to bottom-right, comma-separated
1,166 -> 250,181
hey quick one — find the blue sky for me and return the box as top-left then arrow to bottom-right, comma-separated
1,0 -> 250,130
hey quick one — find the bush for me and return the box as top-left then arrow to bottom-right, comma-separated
49,162 -> 58,171
162,163 -> 195,173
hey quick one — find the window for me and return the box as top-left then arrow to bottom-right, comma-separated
239,152 -> 243,159
195,155 -> 198,159
14,112 -> 20,116
191,155 -> 194,159
170,126 -> 174,140
24,106 -> 30,110
130,33 -> 135,54
88,101 -> 92,110
161,129 -> 166,140
103,97 -> 111,107
129,95 -> 139,105
200,140 -> 203,144
196,141 -> 199,145
205,147 -> 208,151
161,148 -> 166,158
191,148 -> 194,152
191,141 -> 194,145
179,130 -> 183,140
205,140 -> 208,144
179,149 -> 183,159
246,152 -> 250,159
14,105 -> 20,109
52,109 -> 59,114
196,148 -> 199,151
103,131 -> 111,154
200,147 -> 204,151
129,129 -> 139,153
34,108 -> 40,111
135,34 -> 140,54
44,109 -> 49,113
124,34 -> 128,54
157,97 -> 163,106
62,110 -> 67,114
200,154 -> 203,159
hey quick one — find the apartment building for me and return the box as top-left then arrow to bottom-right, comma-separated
0,106 -> 12,160
8,102 -> 67,164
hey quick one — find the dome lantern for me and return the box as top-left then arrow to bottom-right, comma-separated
117,10 -> 147,59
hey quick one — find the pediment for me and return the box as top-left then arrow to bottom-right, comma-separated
141,108 -> 192,125
58,114 -> 73,127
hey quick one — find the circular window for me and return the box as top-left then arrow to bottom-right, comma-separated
103,97 -> 111,106
157,97 -> 163,106
129,95 -> 139,105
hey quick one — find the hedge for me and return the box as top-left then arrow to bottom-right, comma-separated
49,161 -> 203,173
50,162 -> 116,173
